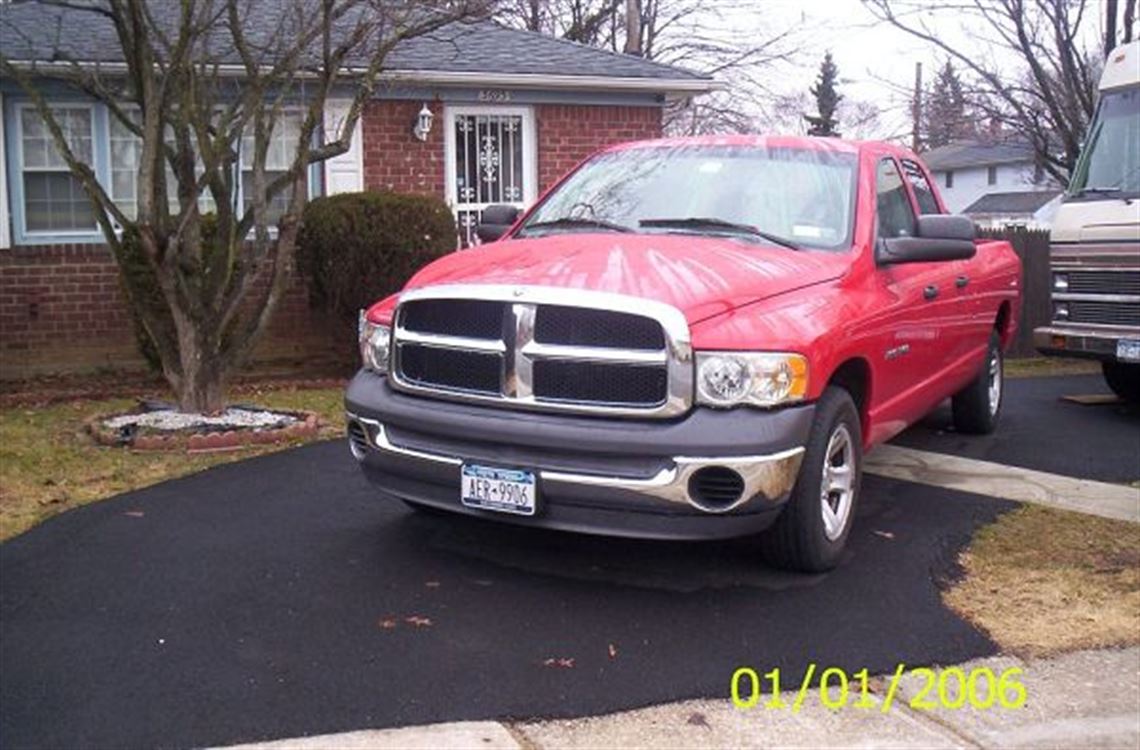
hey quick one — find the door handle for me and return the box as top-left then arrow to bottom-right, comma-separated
924,285 -> 939,300
956,275 -> 970,289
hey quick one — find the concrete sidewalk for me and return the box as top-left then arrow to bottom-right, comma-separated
223,647 -> 1140,749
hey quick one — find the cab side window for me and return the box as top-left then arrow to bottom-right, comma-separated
902,159 -> 941,215
876,158 -> 916,238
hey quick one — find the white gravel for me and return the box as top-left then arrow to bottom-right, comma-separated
103,407 -> 297,432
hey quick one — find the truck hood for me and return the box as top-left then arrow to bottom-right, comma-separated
400,233 -> 850,324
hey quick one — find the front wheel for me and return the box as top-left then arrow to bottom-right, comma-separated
1103,361 -> 1140,404
760,386 -> 862,573
952,330 -> 1004,435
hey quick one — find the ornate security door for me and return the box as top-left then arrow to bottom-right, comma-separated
445,105 -> 537,245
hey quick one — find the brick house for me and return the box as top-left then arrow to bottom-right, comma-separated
0,6 -> 715,379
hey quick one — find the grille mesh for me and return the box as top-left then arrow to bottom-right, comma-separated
1068,301 -> 1140,327
1065,271 -> 1140,296
535,305 -> 666,350
399,345 -> 502,393
533,360 -> 667,405
401,299 -> 505,339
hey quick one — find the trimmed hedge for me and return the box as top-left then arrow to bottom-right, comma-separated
298,191 -> 457,323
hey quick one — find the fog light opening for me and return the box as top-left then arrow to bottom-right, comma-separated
347,419 -> 369,460
687,466 -> 746,512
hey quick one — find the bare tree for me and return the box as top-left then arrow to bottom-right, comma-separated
862,0 -> 1135,185
498,0 -> 802,134
1,0 -> 490,412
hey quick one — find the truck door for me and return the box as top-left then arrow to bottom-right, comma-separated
871,157 -> 964,423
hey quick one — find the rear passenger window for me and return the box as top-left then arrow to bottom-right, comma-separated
876,158 -> 916,238
902,159 -> 941,215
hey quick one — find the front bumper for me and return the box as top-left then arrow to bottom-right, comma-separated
345,372 -> 812,540
1034,324 -> 1139,361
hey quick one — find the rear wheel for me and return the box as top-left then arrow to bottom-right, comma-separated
952,330 -> 1003,434
760,386 -> 862,573
1103,361 -> 1140,404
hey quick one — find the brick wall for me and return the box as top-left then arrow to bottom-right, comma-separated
0,243 -> 338,380
535,104 -> 663,190
362,100 -> 447,196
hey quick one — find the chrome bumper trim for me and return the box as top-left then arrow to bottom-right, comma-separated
346,413 -> 804,514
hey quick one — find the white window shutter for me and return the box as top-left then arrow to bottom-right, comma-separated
323,99 -> 363,195
0,92 -> 9,248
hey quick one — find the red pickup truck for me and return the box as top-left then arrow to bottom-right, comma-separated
346,136 -> 1021,572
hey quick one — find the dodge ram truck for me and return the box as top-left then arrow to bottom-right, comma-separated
346,136 -> 1022,572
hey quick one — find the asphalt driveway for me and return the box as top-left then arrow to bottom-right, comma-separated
0,374 -> 1132,749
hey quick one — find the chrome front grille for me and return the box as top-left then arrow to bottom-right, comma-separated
1065,270 -> 1140,296
1067,301 -> 1140,327
390,285 -> 693,418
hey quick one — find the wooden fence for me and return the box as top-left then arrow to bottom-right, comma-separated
980,227 -> 1051,358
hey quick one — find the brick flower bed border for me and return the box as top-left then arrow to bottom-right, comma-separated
86,410 -> 321,452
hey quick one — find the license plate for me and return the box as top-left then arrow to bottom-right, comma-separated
1118,339 -> 1140,363
461,464 -> 537,516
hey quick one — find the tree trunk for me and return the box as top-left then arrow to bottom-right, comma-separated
175,326 -> 227,414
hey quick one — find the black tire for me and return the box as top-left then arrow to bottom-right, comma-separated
952,330 -> 1003,435
760,386 -> 863,573
1103,361 -> 1140,404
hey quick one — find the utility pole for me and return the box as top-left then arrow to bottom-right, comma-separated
1107,0 -> 1118,56
912,61 -> 923,152
625,0 -> 643,56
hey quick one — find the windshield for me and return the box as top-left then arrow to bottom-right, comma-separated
516,145 -> 858,250
1069,88 -> 1140,198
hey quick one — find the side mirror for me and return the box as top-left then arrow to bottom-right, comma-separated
878,215 -> 977,265
475,204 -> 521,243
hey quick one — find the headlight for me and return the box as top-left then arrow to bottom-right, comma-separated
695,352 -> 809,408
1052,273 -> 1069,292
1053,302 -> 1070,321
358,312 -> 391,373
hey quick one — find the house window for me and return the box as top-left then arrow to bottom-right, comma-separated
108,109 -> 215,219
987,165 -> 997,185
241,111 -> 302,224
19,106 -> 96,232
944,170 -> 954,189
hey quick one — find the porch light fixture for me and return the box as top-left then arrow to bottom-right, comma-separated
413,104 -> 434,141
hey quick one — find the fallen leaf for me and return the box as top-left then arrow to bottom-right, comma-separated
608,643 -> 618,659
124,510 -> 145,518
542,657 -> 575,668
378,618 -> 398,630
873,530 -> 894,539
405,615 -> 433,627
687,712 -> 710,728
425,581 -> 441,588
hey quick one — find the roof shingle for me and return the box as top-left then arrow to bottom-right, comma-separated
0,2 -> 708,83
962,190 -> 1062,215
922,139 -> 1036,171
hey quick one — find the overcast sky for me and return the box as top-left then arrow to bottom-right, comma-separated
741,0 -> 1110,140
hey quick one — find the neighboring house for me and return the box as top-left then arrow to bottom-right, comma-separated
961,190 -> 1064,230
0,4 -> 715,378
922,139 -> 1062,218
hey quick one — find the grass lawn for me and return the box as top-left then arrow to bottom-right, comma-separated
0,385 -> 345,541
945,504 -> 1140,657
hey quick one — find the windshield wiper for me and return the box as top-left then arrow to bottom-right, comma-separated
1076,186 -> 1123,196
639,217 -> 801,251
519,216 -> 633,235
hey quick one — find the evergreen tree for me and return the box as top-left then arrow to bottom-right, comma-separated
923,60 -> 975,149
804,52 -> 842,137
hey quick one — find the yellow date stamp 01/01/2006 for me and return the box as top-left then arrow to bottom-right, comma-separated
730,664 -> 1028,713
